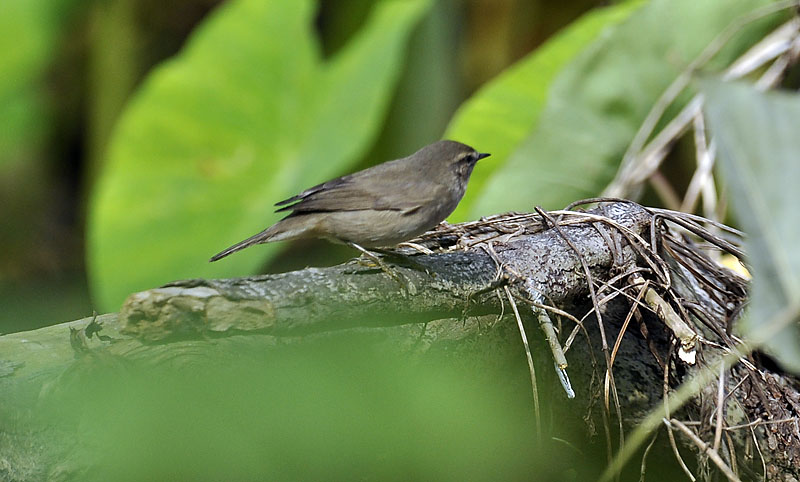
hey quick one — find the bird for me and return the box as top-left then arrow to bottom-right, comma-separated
210,140 -> 489,263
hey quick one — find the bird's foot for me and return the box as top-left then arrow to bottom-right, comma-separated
396,242 -> 434,255
372,247 -> 434,277
349,243 -> 416,293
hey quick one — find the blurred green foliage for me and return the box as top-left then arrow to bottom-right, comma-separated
0,0 -> 90,332
0,0 -> 80,168
30,328 -> 656,481
445,1 -> 643,221
703,80 -> 800,373
473,0 -> 783,216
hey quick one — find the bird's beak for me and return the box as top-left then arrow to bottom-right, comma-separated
476,152 -> 491,161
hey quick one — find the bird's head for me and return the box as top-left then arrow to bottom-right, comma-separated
417,140 -> 490,183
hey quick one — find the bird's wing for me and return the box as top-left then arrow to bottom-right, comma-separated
275,170 -> 445,214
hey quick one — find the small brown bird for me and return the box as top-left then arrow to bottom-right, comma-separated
210,140 -> 489,262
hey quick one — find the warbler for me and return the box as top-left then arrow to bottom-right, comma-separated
210,140 -> 489,262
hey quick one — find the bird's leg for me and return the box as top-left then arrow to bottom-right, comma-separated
348,242 -> 407,286
371,247 -> 434,277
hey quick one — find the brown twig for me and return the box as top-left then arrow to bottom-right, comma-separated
668,418 -> 741,482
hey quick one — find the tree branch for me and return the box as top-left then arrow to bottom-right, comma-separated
3,201 -> 800,480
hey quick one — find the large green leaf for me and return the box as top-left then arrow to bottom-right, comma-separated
88,0 -> 429,311
444,1 -> 642,222
471,0 -> 784,217
703,80 -> 800,373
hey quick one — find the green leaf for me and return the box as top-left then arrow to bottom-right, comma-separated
444,1 -> 642,222
88,0 -> 429,311
471,0 -> 785,217
0,0 -> 79,168
702,80 -> 800,373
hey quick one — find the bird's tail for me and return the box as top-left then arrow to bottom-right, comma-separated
209,229 -> 273,262
209,216 -> 309,262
